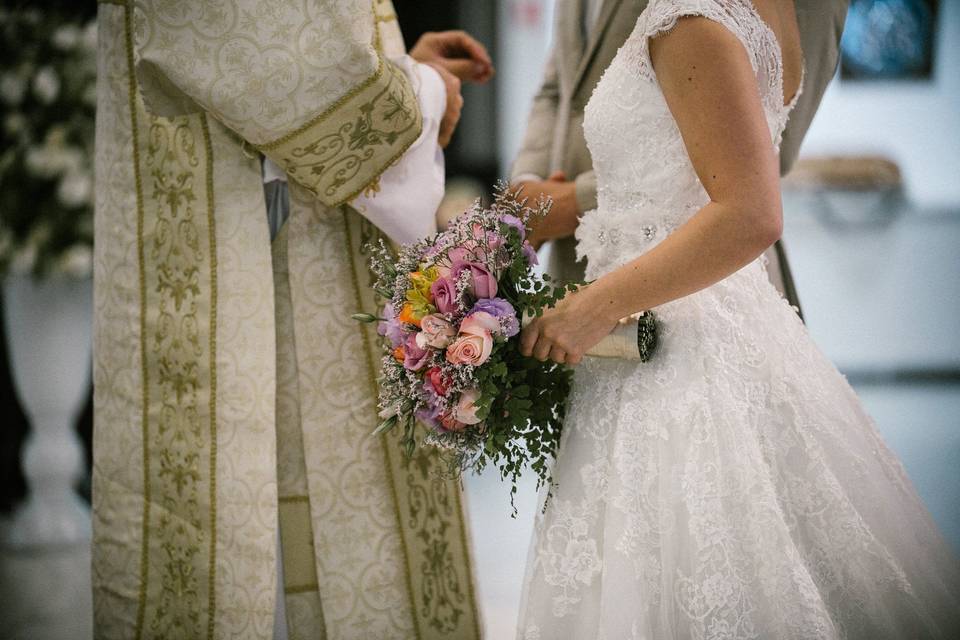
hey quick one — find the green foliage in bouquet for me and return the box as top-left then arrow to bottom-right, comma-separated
0,9 -> 97,279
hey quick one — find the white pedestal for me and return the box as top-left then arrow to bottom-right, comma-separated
0,273 -> 93,639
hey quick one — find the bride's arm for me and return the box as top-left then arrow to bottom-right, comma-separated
521,17 -> 783,365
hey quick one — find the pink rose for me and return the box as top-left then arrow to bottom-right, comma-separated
430,277 -> 458,315
446,312 -> 497,366
440,412 -> 467,432
453,388 -> 482,425
447,245 -> 476,264
416,314 -> 456,349
403,332 -> 431,371
426,366 -> 450,396
486,231 -> 505,252
446,332 -> 493,366
459,311 -> 500,337
452,260 -> 498,299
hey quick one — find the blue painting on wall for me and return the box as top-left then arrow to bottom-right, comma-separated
840,0 -> 939,79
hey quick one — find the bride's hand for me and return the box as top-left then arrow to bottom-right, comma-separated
520,286 -> 619,366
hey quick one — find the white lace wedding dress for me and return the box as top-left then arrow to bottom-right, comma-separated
516,1 -> 960,638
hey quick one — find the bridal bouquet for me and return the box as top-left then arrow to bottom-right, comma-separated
356,186 -> 577,502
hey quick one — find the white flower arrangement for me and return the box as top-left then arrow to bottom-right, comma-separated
0,9 -> 96,279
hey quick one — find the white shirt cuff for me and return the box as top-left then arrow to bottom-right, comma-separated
261,57 -> 447,248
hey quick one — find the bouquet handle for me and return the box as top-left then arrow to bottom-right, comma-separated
522,311 -> 658,362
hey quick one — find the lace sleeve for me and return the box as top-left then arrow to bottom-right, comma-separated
621,0 -> 783,118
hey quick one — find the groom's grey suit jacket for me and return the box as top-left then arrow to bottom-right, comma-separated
511,0 -> 849,311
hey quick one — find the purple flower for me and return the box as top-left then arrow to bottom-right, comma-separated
501,214 -> 526,240
469,297 -> 520,337
415,395 -> 444,430
447,245 -> 476,264
403,332 -> 432,371
486,231 -> 505,252
451,259 -> 498,299
430,276 -> 459,314
522,241 -> 539,266
377,303 -> 407,347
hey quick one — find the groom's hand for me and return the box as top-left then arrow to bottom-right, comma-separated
411,31 -> 494,84
427,63 -> 464,148
517,171 -> 581,248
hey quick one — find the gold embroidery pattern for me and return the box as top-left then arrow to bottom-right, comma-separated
259,57 -> 422,208
374,0 -> 399,23
345,211 -> 481,639
406,452 -> 473,634
343,208 -> 421,637
135,112 -> 217,640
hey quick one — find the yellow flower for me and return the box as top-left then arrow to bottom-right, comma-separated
404,267 -> 439,320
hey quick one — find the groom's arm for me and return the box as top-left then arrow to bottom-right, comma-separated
509,45 -> 593,246
131,0 -> 423,208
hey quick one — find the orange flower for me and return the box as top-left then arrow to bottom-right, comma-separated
398,303 -> 422,327
392,346 -> 406,362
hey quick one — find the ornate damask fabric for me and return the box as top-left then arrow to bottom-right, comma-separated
517,1 -> 960,638
94,7 -> 278,638
92,2 -> 480,639
131,0 -> 423,207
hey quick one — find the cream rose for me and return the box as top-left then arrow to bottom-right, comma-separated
459,311 -> 500,337
415,314 -> 456,349
452,388 -> 482,425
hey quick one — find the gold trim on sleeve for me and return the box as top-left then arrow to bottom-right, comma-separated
257,55 -> 423,208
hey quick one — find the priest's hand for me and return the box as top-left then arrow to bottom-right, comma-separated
425,63 -> 463,148
411,31 -> 495,84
